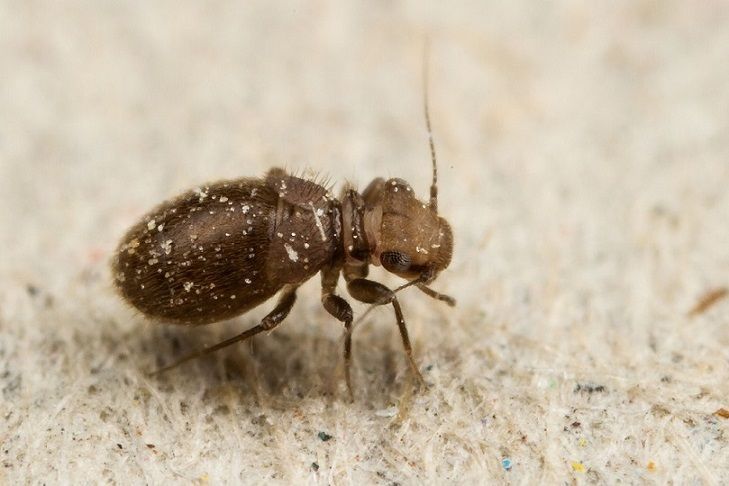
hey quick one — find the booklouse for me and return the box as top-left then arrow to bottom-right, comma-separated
112,52 -> 454,397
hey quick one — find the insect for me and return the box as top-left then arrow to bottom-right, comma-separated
112,51 -> 454,397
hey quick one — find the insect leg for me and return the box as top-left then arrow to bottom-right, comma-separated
416,283 -> 456,306
150,286 -> 298,376
346,278 -> 425,386
361,177 -> 384,203
320,264 -> 355,399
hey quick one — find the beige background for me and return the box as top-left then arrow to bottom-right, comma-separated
2,0 -> 729,483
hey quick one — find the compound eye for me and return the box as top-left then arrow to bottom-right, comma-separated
380,251 -> 411,273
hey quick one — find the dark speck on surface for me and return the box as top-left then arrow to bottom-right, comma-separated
574,383 -> 606,394
317,431 -> 333,442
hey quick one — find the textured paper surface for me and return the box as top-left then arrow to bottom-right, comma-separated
2,1 -> 728,483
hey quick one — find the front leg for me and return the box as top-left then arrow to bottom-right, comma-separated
346,278 -> 425,386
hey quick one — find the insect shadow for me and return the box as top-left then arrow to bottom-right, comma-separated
137,311 -> 405,402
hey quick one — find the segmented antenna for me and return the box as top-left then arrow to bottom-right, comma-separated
423,39 -> 438,213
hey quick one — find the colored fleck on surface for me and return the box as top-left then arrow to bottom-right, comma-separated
688,287 -> 728,316
318,431 -> 333,442
714,408 -> 729,419
571,462 -> 585,473
502,458 -> 512,471
311,462 -> 319,471
578,437 -> 587,447
647,461 -> 656,472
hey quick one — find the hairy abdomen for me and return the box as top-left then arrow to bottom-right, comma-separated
113,174 -> 339,325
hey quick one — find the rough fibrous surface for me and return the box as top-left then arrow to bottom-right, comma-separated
2,1 -> 728,484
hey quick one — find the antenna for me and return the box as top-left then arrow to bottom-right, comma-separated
423,38 -> 439,213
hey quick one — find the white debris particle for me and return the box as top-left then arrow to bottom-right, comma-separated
284,243 -> 299,262
225,232 -> 231,237
184,282 -> 193,292
245,278 -> 252,284
277,232 -> 283,238
391,180 -> 397,185
126,238 -> 140,254
147,219 -> 156,230
242,205 -> 250,214
375,407 -> 399,418
157,224 -> 164,232
310,202 -> 327,241
416,246 -> 429,254
431,243 -> 441,248
230,294 -> 236,299
304,242 -> 310,249
394,187 -> 398,192
164,272 -> 171,278
219,196 -> 229,203
161,239 -> 173,255
148,258 -> 158,265
194,188 -> 209,201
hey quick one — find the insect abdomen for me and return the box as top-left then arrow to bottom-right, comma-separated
112,172 -> 340,325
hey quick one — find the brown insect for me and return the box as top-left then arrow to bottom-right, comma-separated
112,53 -> 454,397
